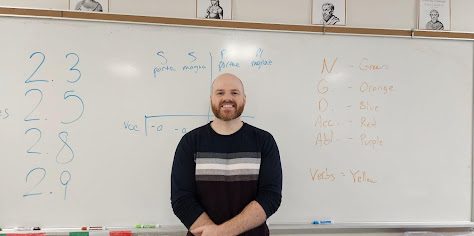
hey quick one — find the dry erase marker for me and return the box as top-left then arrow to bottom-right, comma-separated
81,226 -> 104,230
319,220 -> 333,224
135,224 -> 159,229
312,220 -> 333,224
14,227 -> 41,231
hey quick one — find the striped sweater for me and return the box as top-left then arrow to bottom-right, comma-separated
171,122 -> 282,236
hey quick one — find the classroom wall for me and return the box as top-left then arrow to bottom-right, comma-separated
1,0 -> 474,32
0,0 -> 472,235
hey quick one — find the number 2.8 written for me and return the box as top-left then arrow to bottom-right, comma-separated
23,51 -> 84,200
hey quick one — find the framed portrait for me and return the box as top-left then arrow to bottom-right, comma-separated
69,0 -> 109,13
312,0 -> 346,25
418,0 -> 450,30
196,0 -> 232,20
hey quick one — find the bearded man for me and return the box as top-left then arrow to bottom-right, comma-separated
171,73 -> 282,236
425,9 -> 444,30
321,2 -> 340,25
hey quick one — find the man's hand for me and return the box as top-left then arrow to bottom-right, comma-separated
189,212 -> 216,236
191,201 -> 267,235
191,224 -> 230,236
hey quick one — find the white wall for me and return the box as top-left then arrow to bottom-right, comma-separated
1,0 -> 474,32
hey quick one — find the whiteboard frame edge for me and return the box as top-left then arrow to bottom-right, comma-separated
0,6 -> 472,229
472,41 -> 474,224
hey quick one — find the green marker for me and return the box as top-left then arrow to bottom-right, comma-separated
135,224 -> 159,229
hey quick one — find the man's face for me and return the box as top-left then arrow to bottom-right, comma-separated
211,76 -> 246,121
430,11 -> 439,21
322,5 -> 333,18
211,0 -> 218,6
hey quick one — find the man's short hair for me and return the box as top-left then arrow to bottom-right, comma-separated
429,9 -> 439,16
322,2 -> 335,11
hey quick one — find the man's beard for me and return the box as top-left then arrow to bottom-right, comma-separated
211,100 -> 245,121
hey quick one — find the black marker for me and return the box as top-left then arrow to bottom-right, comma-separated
15,226 -> 41,231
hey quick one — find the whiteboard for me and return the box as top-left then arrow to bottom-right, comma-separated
0,15 -> 472,228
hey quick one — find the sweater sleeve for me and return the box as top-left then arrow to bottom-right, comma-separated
255,133 -> 283,218
170,134 -> 205,229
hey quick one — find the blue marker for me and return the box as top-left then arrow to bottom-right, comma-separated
312,220 -> 333,224
319,220 -> 333,224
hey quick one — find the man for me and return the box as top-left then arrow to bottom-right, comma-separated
425,9 -> 444,30
320,2 -> 340,25
171,73 -> 282,236
205,0 -> 224,19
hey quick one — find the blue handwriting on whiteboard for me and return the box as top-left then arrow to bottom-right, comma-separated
24,88 -> 44,122
61,90 -> 85,124
60,170 -> 71,200
251,59 -> 272,70
144,114 -> 211,136
182,64 -> 207,73
25,127 -> 42,155
218,61 -> 240,72
153,65 -> 176,78
56,131 -> 75,164
23,167 -> 47,197
250,48 -> 273,70
182,51 -> 208,73
188,51 -> 197,62
124,120 -> 140,132
0,108 -> 9,119
144,114 -> 255,136
156,51 -> 168,64
65,52 -> 82,83
25,52 -> 49,83
148,124 -> 188,135
218,49 -> 240,72
153,50 -> 177,78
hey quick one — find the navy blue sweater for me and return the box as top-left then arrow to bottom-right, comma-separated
171,122 -> 282,235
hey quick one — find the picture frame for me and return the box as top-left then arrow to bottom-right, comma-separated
418,0 -> 451,30
196,0 -> 232,20
69,0 -> 109,13
312,0 -> 346,25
